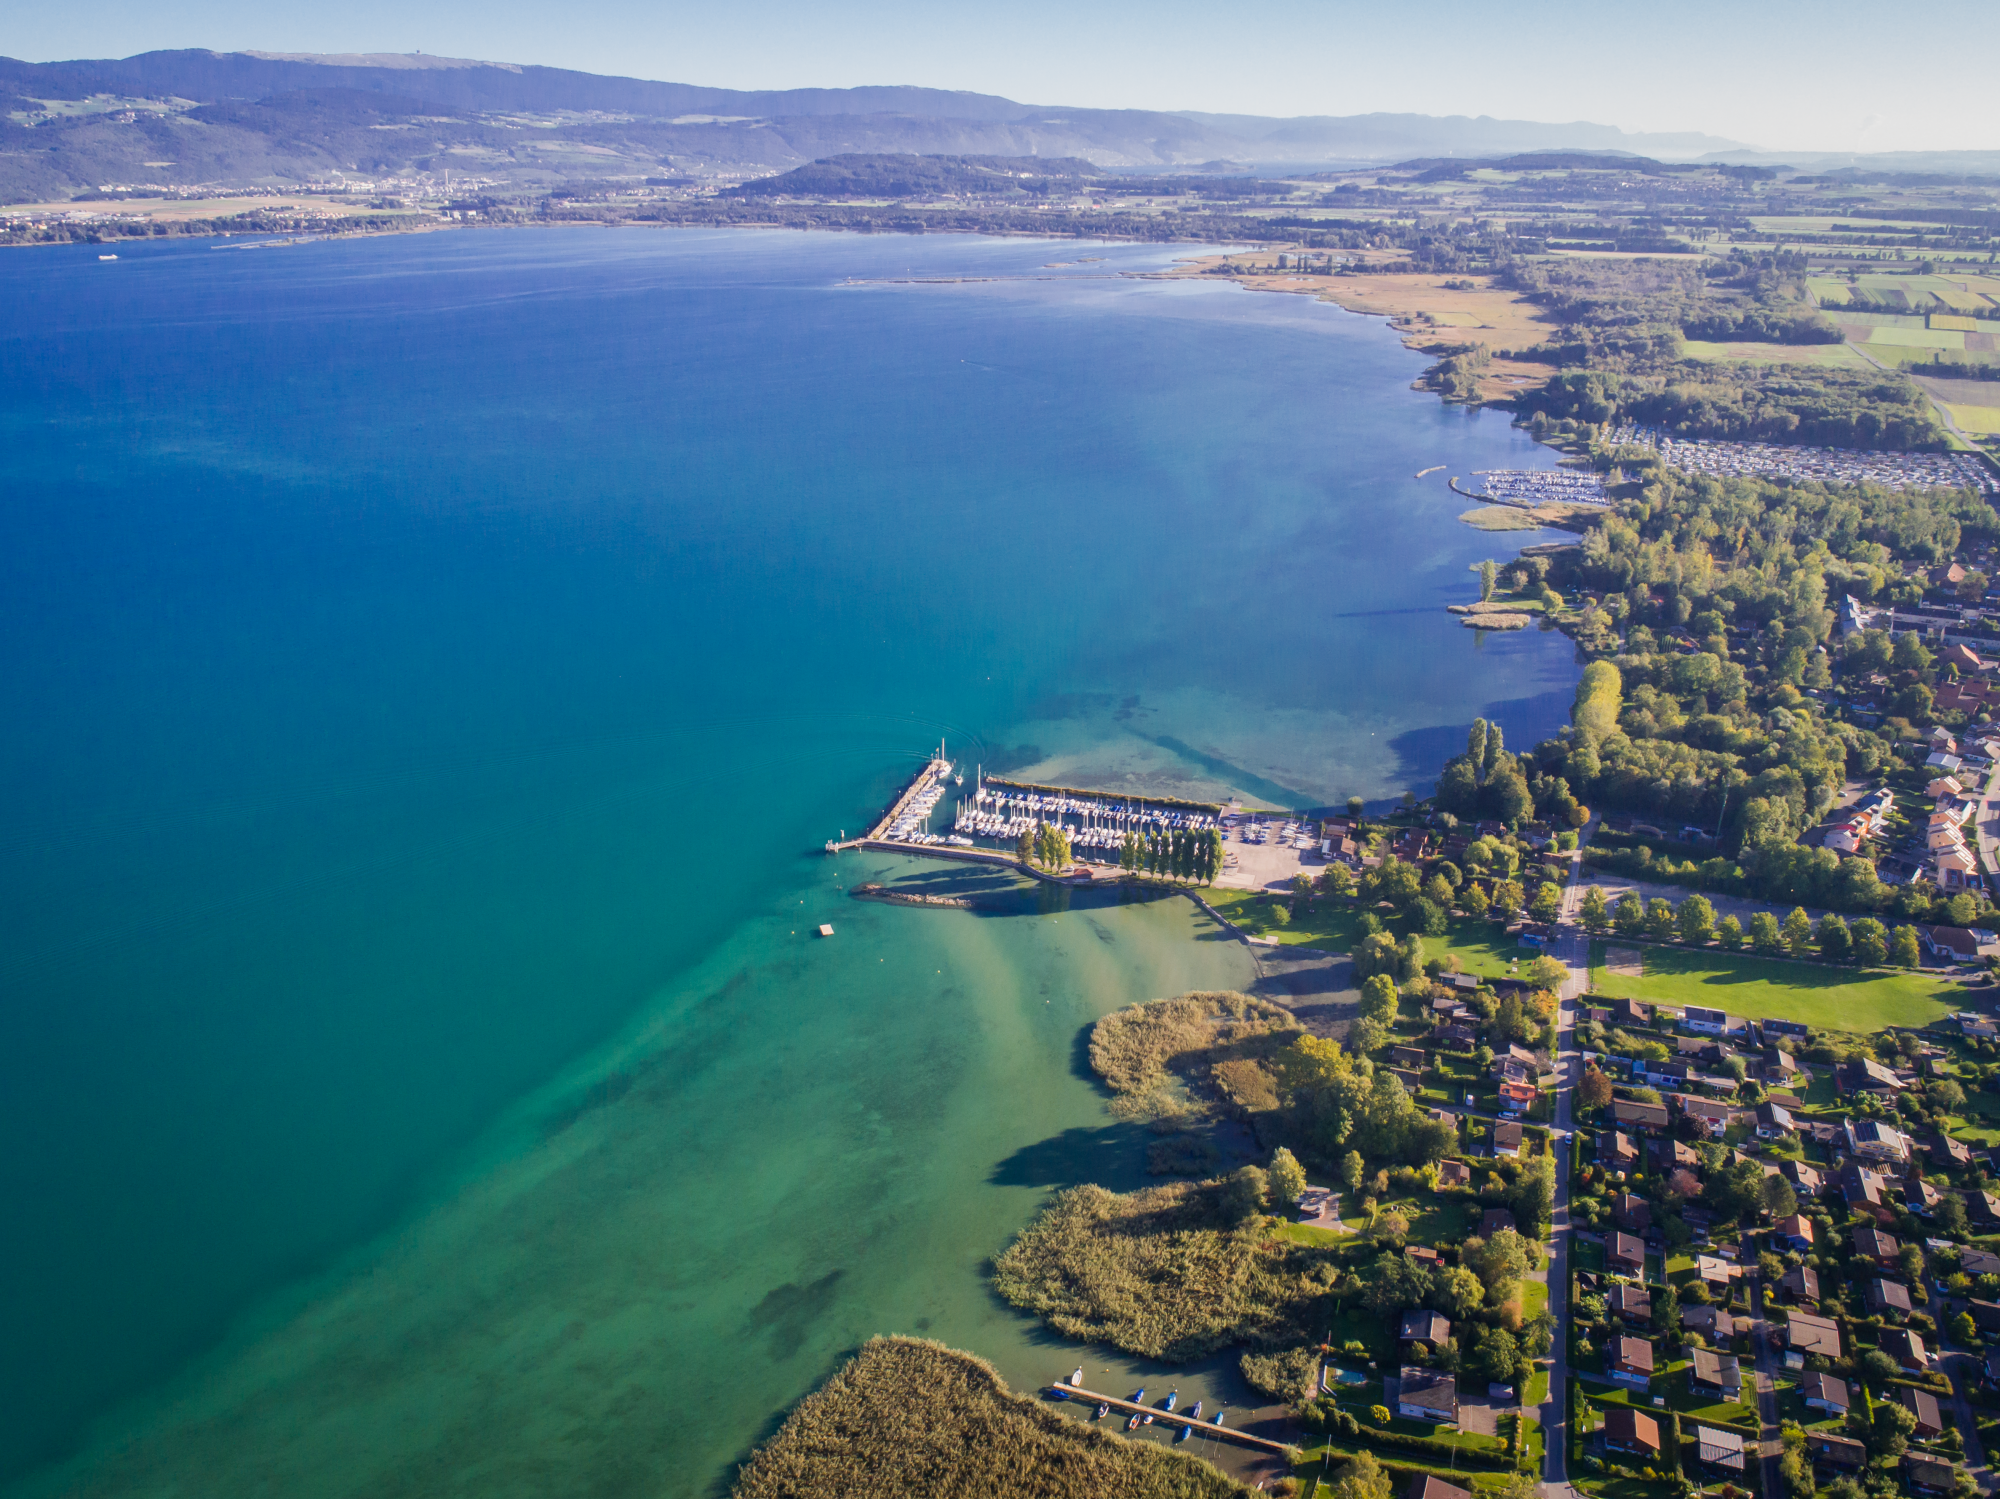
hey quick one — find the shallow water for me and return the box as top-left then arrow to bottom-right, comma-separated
0,227 -> 1579,1494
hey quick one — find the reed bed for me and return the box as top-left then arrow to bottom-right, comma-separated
732,1336 -> 1250,1499
993,1180 -> 1331,1361
1088,993 -> 1299,1121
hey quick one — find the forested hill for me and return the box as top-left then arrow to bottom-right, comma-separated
728,155 -> 1101,198
0,48 -> 1746,199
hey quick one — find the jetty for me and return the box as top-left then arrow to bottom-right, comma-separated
1049,1384 -> 1295,1456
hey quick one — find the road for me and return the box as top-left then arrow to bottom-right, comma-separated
1539,820 -> 1592,1499
1746,1274 -> 1784,1499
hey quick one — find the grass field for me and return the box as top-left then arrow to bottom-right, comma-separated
1586,942 -> 1956,1030
1680,339 -> 1867,368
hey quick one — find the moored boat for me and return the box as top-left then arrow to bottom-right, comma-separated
1070,1365 -> 1084,1386
1093,1402 -> 1109,1421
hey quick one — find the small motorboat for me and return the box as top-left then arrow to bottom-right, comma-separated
1188,1400 -> 1203,1421
1162,1390 -> 1178,1412
1212,1407 -> 1227,1427
1093,1402 -> 1109,1421
1126,1411 -> 1142,1431
1069,1366 -> 1084,1386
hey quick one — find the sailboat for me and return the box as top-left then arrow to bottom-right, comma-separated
1069,1366 -> 1084,1386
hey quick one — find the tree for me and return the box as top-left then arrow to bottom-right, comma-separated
1490,880 -> 1524,920
1860,1348 -> 1900,1384
1482,721 -> 1507,787
1750,910 -> 1783,954
1527,954 -> 1568,990
1781,906 -> 1815,958
1225,1164 -> 1269,1222
1473,1325 -> 1523,1385
1480,560 -> 1498,603
1817,913 -> 1851,963
1646,898 -> 1677,940
1468,719 -> 1490,781
1852,916 -> 1888,966
1340,1149 -> 1365,1193
1870,1399 -> 1916,1457
1762,1174 -> 1798,1220
1268,1146 -> 1307,1206
1348,1016 -> 1389,1056
1716,914 -> 1744,950
1462,882 -> 1490,919
1581,885 -> 1610,933
1469,1228 -> 1529,1290
1414,897 -> 1450,937
1530,881 -> 1563,923
1327,1452 -> 1393,1499
1613,893 -> 1646,936
1359,973 -> 1399,1026
1938,1192 -> 1970,1238
1424,873 -> 1456,911
1348,797 -> 1365,820
1677,895 -> 1716,945
1580,1065 -> 1614,1110
1892,925 -> 1923,967
1432,1263 -> 1485,1317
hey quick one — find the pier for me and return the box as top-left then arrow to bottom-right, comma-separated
1048,1384 -> 1296,1456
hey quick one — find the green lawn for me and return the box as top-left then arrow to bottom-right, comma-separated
1523,1280 -> 1549,1320
1199,894 -> 1545,980
1586,941 -> 1957,1031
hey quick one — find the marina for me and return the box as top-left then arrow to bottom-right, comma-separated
1049,1383 -> 1289,1456
1604,423 -> 1997,493
1461,468 -> 1610,505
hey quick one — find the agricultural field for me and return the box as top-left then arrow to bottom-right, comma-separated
1811,272 -> 2000,315
1585,942 -> 1958,1030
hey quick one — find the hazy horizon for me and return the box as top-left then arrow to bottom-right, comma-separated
10,0 -> 1997,157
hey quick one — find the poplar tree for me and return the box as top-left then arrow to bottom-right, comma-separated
1481,721 -> 1507,786
1467,719 -> 1489,786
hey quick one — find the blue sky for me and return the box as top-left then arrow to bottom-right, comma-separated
11,0 -> 1997,154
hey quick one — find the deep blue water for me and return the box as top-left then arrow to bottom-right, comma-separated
0,227 -> 1578,1491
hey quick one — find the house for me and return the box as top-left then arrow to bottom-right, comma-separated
1695,1255 -> 1739,1291
1973,1190 -> 2000,1227
1689,1348 -> 1742,1399
1498,1079 -> 1538,1113
1614,999 -> 1654,1027
1852,1225 -> 1900,1269
1773,1214 -> 1814,1251
1880,1327 -> 1928,1371
1840,1164 -> 1895,1224
1607,1336 -> 1655,1389
1781,1158 -> 1824,1195
1438,1159 -> 1472,1189
1613,1099 -> 1669,1132
1867,1278 -> 1913,1319
1904,1175 -> 1943,1216
1607,1232 -> 1646,1277
1906,1454 -> 1956,1493
1396,1367 -> 1458,1424
1599,1131 -> 1638,1170
1801,1371 -> 1849,1416
1391,1045 -> 1429,1071
1779,1265 -> 1820,1305
1756,1101 -> 1795,1139
1674,1095 -> 1742,1132
1684,1006 -> 1745,1036
1401,1311 -> 1450,1348
1784,1312 -> 1842,1359
1964,1247 -> 2000,1278
1839,1056 -> 1905,1094
1602,1406 -> 1661,1458
1808,1433 -> 1867,1471
1653,1137 -> 1702,1171
1435,1022 -> 1477,1048
1491,1122 -> 1524,1158
1406,1477 -> 1471,1499
1969,1299 -> 2000,1334
1612,1193 -> 1651,1234
1608,1284 -> 1651,1323
1409,1246 -> 1442,1267
1943,641 -> 1987,674
1930,1134 -> 1975,1169
1761,1048 -> 1803,1085
1759,1018 -> 1810,1042
1925,926 -> 1983,962
1642,1059 -> 1692,1088
1681,1304 -> 1724,1340
1694,1427 -> 1745,1475
1898,1386 -> 1944,1440
1845,1118 -> 1912,1164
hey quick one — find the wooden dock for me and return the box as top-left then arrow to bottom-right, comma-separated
1048,1385 -> 1296,1457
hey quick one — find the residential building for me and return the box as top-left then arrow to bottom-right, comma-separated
1880,1327 -> 1928,1371
1781,1158 -> 1823,1195
1612,1193 -> 1651,1234
1602,1406 -> 1660,1458
1845,1118 -> 1912,1164
1607,1232 -> 1645,1277
1964,1247 -> 2000,1278
1437,1159 -> 1471,1189
1481,1207 -> 1517,1238
1689,1348 -> 1741,1399
1807,1434 -> 1866,1471
1607,1336 -> 1655,1389
1391,1045 -> 1428,1071
1681,1305 -> 1724,1341
1756,1101 -> 1795,1139
1867,1279 -> 1912,1319
1801,1372 -> 1848,1416
1779,1265 -> 1820,1305
1498,1078 -> 1538,1113
1898,1386 -> 1944,1440
1401,1311 -> 1451,1348
1852,1226 -> 1900,1268
1772,1214 -> 1814,1251
1613,1099 -> 1669,1132
1607,1285 -> 1651,1323
1406,1478 -> 1471,1499
1492,1122 -> 1524,1158
1396,1367 -> 1458,1424
1613,999 -> 1653,1027
1969,1299 -> 2000,1334
1784,1312 -> 1842,1359
1683,1006 -> 1745,1036
1599,1131 -> 1637,1169
1906,1454 -> 1955,1493
1694,1427 -> 1745,1475
1839,1056 -> 1905,1094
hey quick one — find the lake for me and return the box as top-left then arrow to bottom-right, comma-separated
0,226 -> 1578,1495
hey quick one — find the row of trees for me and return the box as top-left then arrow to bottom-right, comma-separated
1578,884 -> 1926,966
1016,822 -> 1071,870
1115,826 -> 1225,883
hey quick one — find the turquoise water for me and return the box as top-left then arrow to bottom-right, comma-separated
0,228 -> 1578,1494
